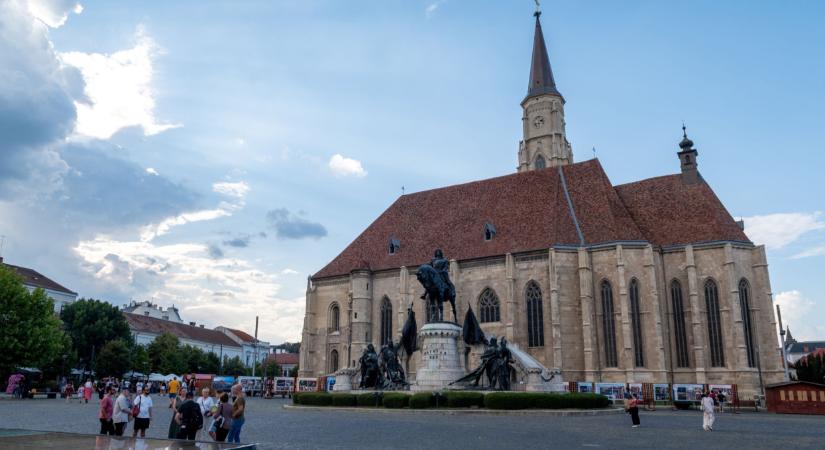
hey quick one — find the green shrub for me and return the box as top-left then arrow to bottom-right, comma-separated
443,391 -> 485,408
484,392 -> 532,410
331,393 -> 357,407
356,392 -> 383,407
382,393 -> 410,408
292,392 -> 302,404
484,392 -> 609,410
409,392 -> 434,409
296,392 -> 332,406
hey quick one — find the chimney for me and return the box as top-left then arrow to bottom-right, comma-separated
200,324 -> 205,328
189,321 -> 196,326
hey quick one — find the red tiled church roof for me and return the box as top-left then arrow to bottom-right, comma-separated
314,159 -> 750,279
615,174 -> 749,247
125,313 -> 239,347
267,353 -> 299,365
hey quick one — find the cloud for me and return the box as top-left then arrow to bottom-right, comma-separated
27,0 -> 83,28
743,212 -> 825,249
213,181 -> 250,199
328,153 -> 367,177
775,290 -> 822,341
280,268 -> 299,275
59,143 -> 199,227
145,167 -> 159,176
207,244 -> 224,259
792,245 -> 825,259
222,236 -> 250,248
59,26 -> 181,140
266,208 -> 327,240
0,0 -> 78,195
425,0 -> 446,18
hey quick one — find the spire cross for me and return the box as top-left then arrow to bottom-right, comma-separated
534,0 -> 541,17
682,121 -> 688,138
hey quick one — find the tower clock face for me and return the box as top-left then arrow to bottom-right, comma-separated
533,116 -> 544,128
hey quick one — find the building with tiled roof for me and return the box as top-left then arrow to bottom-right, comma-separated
1,256 -> 77,312
216,326 -> 271,368
125,313 -> 243,362
266,352 -> 299,377
299,10 -> 785,397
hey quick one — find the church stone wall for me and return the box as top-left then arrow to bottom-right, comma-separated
300,243 -> 783,398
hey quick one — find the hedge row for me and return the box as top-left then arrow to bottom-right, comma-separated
293,392 -> 609,410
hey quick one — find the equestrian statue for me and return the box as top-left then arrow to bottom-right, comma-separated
416,249 -> 457,322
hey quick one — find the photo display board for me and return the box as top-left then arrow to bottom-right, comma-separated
673,384 -> 704,402
595,383 -> 626,400
653,384 -> 670,401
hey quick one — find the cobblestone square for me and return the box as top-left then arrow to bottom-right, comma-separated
0,397 -> 822,449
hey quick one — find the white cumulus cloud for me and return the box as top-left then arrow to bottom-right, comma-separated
425,0 -> 446,18
59,27 -> 181,140
743,212 -> 825,249
27,0 -> 83,28
145,167 -> 159,176
328,153 -> 367,177
212,181 -> 250,199
775,290 -> 822,342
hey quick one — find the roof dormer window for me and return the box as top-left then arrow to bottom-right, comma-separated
388,237 -> 400,255
484,223 -> 497,241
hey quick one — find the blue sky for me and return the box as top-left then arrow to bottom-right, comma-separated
1,0 -> 823,344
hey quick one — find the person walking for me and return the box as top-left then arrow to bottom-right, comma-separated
167,387 -> 186,439
175,390 -> 203,440
168,377 -> 181,400
701,392 -> 716,431
213,393 -> 232,442
98,387 -> 115,435
718,391 -> 727,413
132,386 -> 153,438
625,393 -> 640,428
64,382 -> 74,403
227,384 -> 246,443
195,387 -> 215,441
112,388 -> 132,436
84,379 -> 93,404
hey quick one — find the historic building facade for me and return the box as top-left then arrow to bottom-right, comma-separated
299,13 -> 784,397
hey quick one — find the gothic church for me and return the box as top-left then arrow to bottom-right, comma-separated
299,12 -> 784,397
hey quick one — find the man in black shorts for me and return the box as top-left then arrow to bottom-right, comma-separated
132,386 -> 153,437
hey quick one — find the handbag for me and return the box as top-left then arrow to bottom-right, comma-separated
131,396 -> 141,417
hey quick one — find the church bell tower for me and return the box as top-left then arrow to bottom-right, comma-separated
518,9 -> 573,172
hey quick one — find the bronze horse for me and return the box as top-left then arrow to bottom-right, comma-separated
416,263 -> 457,322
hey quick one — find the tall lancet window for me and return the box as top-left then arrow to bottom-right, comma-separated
671,280 -> 690,368
525,281 -> 544,347
380,296 -> 393,346
601,280 -> 618,368
739,279 -> 756,368
705,279 -> 725,367
629,278 -> 644,367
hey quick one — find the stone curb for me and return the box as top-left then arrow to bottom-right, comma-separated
283,404 -> 624,416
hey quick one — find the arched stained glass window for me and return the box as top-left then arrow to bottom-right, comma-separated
705,279 -> 725,367
380,296 -> 393,346
739,279 -> 756,368
601,280 -> 618,367
671,280 -> 690,368
629,278 -> 644,367
479,288 -> 501,323
535,154 -> 546,169
525,281 -> 544,347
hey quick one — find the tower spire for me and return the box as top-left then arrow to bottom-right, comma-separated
525,6 -> 562,102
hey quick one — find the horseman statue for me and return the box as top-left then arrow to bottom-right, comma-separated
416,249 -> 457,322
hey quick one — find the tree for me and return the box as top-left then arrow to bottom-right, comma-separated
60,298 -> 131,370
147,333 -> 184,374
796,353 -> 825,384
202,351 -> 221,374
182,345 -> 206,373
273,342 -> 301,354
289,365 -> 299,378
251,360 -> 281,378
222,356 -> 245,376
95,340 -> 132,378
132,344 -> 150,375
0,266 -> 68,380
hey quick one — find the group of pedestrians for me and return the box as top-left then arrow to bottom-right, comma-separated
623,389 -> 727,431
96,381 -> 247,443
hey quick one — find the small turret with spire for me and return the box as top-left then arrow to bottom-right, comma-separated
517,2 -> 573,172
677,124 -> 700,184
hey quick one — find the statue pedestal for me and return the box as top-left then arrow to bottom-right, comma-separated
522,367 -> 567,392
332,368 -> 357,392
412,322 -> 465,391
